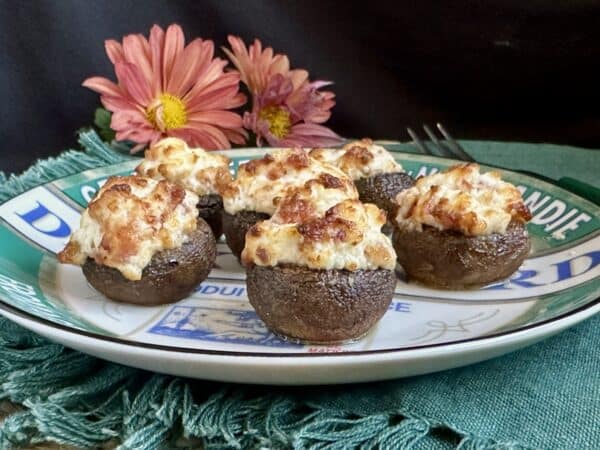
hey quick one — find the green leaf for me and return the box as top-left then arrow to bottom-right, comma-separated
93,107 -> 116,142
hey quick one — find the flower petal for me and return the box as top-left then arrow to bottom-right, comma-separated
223,127 -> 248,145
162,24 -> 185,87
195,58 -> 229,88
260,73 -> 294,107
116,126 -> 161,149
184,60 -> 239,110
82,77 -> 122,97
171,125 -> 230,150
187,110 -> 244,129
286,80 -> 336,124
105,39 -> 124,64
100,95 -> 141,113
115,62 -> 153,106
223,36 -> 290,96
149,25 -> 165,93
122,34 -> 153,92
280,123 -> 344,147
183,69 -> 244,111
167,39 -> 213,96
110,109 -> 148,130
288,69 -> 309,90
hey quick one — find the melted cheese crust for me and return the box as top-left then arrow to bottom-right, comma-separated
394,163 -> 531,236
242,199 -> 396,271
221,148 -> 356,215
271,176 -> 359,224
136,137 -> 232,196
310,138 -> 403,180
58,176 -> 199,281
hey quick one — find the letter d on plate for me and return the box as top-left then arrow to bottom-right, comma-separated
0,187 -> 81,253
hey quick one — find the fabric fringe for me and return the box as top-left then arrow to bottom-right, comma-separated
0,132 -> 530,449
0,130 -> 130,204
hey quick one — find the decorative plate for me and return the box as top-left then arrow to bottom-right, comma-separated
0,148 -> 598,385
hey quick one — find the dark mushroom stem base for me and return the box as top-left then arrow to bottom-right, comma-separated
222,210 -> 270,260
355,172 -> 414,234
197,194 -> 224,239
392,221 -> 530,289
83,219 -> 216,305
355,172 -> 415,214
246,264 -> 396,344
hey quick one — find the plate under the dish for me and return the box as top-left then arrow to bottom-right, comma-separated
0,147 -> 598,384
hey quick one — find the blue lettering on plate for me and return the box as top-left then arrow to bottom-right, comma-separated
148,305 -> 301,347
195,283 -> 246,297
553,251 -> 600,281
485,250 -> 600,290
16,202 -> 71,238
388,301 -> 411,313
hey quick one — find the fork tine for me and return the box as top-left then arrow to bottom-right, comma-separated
423,125 -> 454,158
436,123 -> 476,162
406,127 -> 432,155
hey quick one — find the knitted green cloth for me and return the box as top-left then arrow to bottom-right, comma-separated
0,131 -> 598,449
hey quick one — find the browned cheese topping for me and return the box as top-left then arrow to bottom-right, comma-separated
59,176 -> 199,280
394,163 -> 531,236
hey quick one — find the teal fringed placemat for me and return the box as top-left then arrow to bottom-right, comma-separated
0,131 -> 599,449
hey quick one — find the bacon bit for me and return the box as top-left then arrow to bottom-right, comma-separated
241,156 -> 269,175
157,163 -> 170,179
57,241 -> 80,263
286,149 -> 311,169
297,214 -> 357,243
365,243 -> 389,264
213,167 -> 234,194
163,144 -> 177,157
110,183 -> 132,194
219,182 -> 239,199
344,145 -> 373,166
167,182 -> 186,204
256,247 -> 269,264
317,173 -> 344,189
248,224 -> 263,237
267,166 -> 286,180
99,235 -> 112,253
131,177 -> 149,188
511,201 -> 533,222
276,197 -> 315,224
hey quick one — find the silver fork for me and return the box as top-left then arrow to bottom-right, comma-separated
406,123 -> 600,205
407,123 -> 475,162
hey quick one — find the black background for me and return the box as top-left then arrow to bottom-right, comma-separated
1,0 -> 599,174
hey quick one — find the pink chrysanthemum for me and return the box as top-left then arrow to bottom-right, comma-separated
223,36 -> 344,147
83,24 -> 247,151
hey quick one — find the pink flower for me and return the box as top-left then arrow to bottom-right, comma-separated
83,24 -> 247,152
223,36 -> 344,147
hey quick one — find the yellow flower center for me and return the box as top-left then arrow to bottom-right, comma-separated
259,106 -> 291,139
146,93 -> 187,131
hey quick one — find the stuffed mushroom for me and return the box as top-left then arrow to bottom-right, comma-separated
136,137 -> 232,239
58,175 -> 216,305
310,139 -> 414,229
242,191 -> 397,344
391,163 -> 532,289
221,147 -> 357,260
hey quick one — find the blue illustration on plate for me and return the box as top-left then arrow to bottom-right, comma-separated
148,305 -> 301,347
